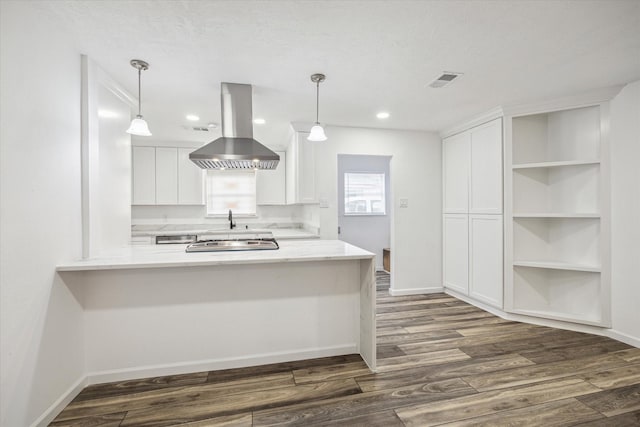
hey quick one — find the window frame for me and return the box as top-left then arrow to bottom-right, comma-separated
343,171 -> 387,216
205,170 -> 258,217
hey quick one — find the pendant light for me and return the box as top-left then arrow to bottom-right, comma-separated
308,73 -> 327,141
126,59 -> 152,136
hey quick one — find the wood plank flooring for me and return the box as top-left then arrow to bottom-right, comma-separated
52,272 -> 640,426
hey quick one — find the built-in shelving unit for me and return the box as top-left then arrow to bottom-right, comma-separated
505,104 -> 611,327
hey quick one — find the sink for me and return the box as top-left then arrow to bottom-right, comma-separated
185,238 -> 279,252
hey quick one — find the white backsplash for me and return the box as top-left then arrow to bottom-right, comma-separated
132,204 -> 320,233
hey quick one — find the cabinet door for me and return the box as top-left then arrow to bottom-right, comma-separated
297,132 -> 316,203
178,148 -> 204,205
469,214 -> 503,308
155,147 -> 178,204
443,132 -> 470,213
470,119 -> 503,214
132,146 -> 156,205
443,214 -> 469,295
257,151 -> 286,205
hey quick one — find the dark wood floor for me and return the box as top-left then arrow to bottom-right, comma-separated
52,271 -> 640,426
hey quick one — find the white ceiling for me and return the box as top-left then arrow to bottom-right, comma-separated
28,0 -> 640,144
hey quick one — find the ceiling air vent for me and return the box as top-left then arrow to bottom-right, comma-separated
182,125 -> 210,132
428,72 -> 463,88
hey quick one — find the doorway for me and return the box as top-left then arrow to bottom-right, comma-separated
337,154 -> 391,271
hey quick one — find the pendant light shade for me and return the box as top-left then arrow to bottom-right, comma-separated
308,124 -> 327,141
126,115 -> 152,136
126,59 -> 152,136
308,73 -> 327,141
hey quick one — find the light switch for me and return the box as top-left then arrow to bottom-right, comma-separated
399,198 -> 409,208
319,198 -> 329,208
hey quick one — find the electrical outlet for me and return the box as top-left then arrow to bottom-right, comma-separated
399,198 -> 409,208
319,198 -> 329,208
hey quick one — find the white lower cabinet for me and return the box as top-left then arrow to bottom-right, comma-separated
444,213 -> 503,308
469,214 -> 503,308
443,214 -> 469,295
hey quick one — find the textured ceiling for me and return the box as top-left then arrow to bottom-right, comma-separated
21,0 -> 640,144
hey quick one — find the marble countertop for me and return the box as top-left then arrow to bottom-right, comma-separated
131,225 -> 319,240
56,240 -> 374,272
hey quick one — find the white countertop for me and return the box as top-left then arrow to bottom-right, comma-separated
56,240 -> 374,272
131,227 -> 319,240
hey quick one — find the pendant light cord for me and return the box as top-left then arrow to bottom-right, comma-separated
315,81 -> 320,124
137,67 -> 142,116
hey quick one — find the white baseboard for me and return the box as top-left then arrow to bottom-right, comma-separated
87,344 -> 358,385
606,329 -> 640,348
444,289 -> 639,348
31,375 -> 87,427
389,286 -> 444,296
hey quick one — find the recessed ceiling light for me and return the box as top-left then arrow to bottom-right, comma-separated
254,118 -> 266,124
98,109 -> 119,118
186,114 -> 200,121
207,122 -> 218,129
376,112 -> 390,119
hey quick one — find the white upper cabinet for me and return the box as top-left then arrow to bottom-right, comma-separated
132,146 -> 204,205
132,146 -> 156,205
443,132 -> 470,213
443,118 -> 503,214
256,151 -> 286,205
286,130 -> 316,204
177,148 -> 204,205
155,147 -> 178,205
470,119 -> 503,214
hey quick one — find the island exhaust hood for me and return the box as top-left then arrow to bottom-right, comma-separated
189,83 -> 279,170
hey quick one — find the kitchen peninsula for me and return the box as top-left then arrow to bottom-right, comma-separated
57,240 -> 376,385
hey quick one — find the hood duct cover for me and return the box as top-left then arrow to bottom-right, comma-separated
189,83 -> 280,170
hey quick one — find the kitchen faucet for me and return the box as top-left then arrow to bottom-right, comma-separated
228,209 -> 236,230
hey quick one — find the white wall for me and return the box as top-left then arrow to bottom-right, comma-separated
0,2 -> 85,426
610,80 -> 640,344
316,126 -> 442,293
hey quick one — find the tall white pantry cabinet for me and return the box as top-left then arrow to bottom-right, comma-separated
443,118 -> 503,308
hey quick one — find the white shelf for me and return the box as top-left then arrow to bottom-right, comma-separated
513,213 -> 600,218
512,106 -> 600,164
509,307 -> 603,327
512,266 -> 605,326
506,101 -> 610,328
512,159 -> 600,169
513,261 -> 601,273
512,164 -> 600,214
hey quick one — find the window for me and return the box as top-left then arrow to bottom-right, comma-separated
206,170 -> 256,216
344,172 -> 386,215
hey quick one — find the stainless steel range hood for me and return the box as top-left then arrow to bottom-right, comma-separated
189,83 -> 280,170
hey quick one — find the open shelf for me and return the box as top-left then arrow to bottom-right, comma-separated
512,266 -> 603,325
506,99 -> 609,328
512,106 -> 600,164
512,261 -> 600,273
513,163 -> 599,214
513,213 -> 600,218
512,159 -> 600,169
513,217 -> 600,266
